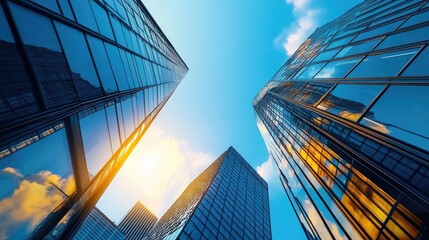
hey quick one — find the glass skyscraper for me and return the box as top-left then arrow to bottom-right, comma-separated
0,0 -> 187,239
254,0 -> 429,239
118,201 -> 158,240
146,147 -> 272,240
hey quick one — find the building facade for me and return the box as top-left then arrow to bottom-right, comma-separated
118,201 -> 158,240
0,0 -> 187,239
254,0 -> 429,239
145,147 -> 271,240
73,207 -> 125,240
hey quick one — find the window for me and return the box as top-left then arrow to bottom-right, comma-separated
400,10 -> 429,29
55,22 -> 103,99
120,96 -> 135,138
317,84 -> 384,121
90,0 -> 114,40
110,16 -> 126,46
0,126 -> 75,239
294,83 -> 334,105
335,38 -> 382,58
325,35 -> 355,50
312,49 -> 340,63
80,106 -> 112,176
353,19 -> 403,42
376,26 -> 429,50
70,0 -> 98,32
401,47 -> 429,76
87,35 -> 118,93
105,43 -> 130,91
10,4 -> 78,107
347,48 -> 418,78
58,0 -> 74,20
30,0 -> 60,13
297,63 -> 326,79
0,6 -> 39,123
315,58 -> 361,79
360,85 -> 429,151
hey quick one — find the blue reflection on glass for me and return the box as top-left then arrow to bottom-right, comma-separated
121,96 -> 135,138
335,38 -> 381,58
70,0 -> 98,32
90,0 -> 114,40
315,58 -> 361,79
297,63 -> 326,79
353,19 -> 403,42
376,26 -> 429,50
401,47 -> 429,77
105,43 -> 130,91
360,86 -> 429,151
400,10 -> 429,29
106,104 -> 120,153
30,0 -> 60,13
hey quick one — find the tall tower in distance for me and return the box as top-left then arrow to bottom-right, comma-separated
145,147 -> 272,240
0,0 -> 187,239
118,201 -> 158,240
254,0 -> 429,239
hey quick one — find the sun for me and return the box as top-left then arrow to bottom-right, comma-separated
139,154 -> 159,177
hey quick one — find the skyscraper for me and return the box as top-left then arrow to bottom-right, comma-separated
0,0 -> 187,239
254,0 -> 429,239
73,207 -> 125,240
118,201 -> 158,240
145,147 -> 271,240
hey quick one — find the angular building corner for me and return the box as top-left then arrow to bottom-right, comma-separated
254,1 -> 429,239
118,201 -> 158,240
145,147 -> 272,240
0,0 -> 187,239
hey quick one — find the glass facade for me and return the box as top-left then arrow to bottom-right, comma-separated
146,147 -> 271,240
118,201 -> 158,240
254,0 -> 429,239
0,0 -> 187,239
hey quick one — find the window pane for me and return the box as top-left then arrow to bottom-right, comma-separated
401,47 -> 429,76
58,0 -> 74,20
0,6 -> 39,123
376,26 -> 429,50
353,19 -> 403,42
0,126 -> 75,239
105,103 -> 120,153
110,16 -> 126,46
312,49 -> 340,62
10,4 -> 78,107
315,58 -> 361,78
360,86 -> 429,151
297,63 -> 326,79
80,106 -> 112,176
119,49 -> 135,89
326,35 -> 355,50
30,0 -> 60,13
105,43 -> 129,91
90,0 -> 114,40
294,83 -> 334,105
87,35 -> 118,93
335,38 -> 382,58
121,96 -> 135,138
70,0 -> 98,32
400,10 -> 429,29
55,22 -> 103,99
347,48 -> 418,78
317,84 -> 384,121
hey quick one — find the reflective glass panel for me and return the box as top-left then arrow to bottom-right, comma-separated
294,83 -> 334,105
326,35 -> 355,50
376,26 -> 429,50
80,107 -> 112,176
90,0 -> 114,40
353,19 -> 403,42
105,43 -> 129,91
0,6 -> 38,123
105,104 -> 120,152
335,38 -> 381,58
360,86 -> 429,151
110,16 -> 126,46
30,0 -> 60,13
70,0 -> 98,32
297,63 -> 326,79
121,96 -> 135,138
347,48 -> 418,78
315,58 -> 361,79
0,127 -> 75,239
58,0 -> 74,20
400,10 -> 429,29
55,22 -> 103,99
312,49 -> 340,62
401,47 -> 429,76
87,35 -> 118,93
10,4 -> 78,107
317,84 -> 384,121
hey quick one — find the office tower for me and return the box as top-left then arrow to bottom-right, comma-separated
254,0 -> 429,239
73,207 -> 125,240
118,201 -> 158,240
0,0 -> 187,239
145,147 -> 271,240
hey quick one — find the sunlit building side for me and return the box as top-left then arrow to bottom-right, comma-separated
145,147 -> 272,240
118,201 -> 158,240
254,0 -> 429,239
0,0 -> 187,239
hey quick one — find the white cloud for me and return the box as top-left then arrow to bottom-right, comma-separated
1,167 -> 23,178
257,156 -> 277,183
276,0 -> 320,56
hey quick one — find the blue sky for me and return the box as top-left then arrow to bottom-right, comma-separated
98,0 -> 361,239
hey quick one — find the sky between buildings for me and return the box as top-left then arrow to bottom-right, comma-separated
98,0 -> 362,239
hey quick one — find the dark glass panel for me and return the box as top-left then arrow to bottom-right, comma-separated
115,99 -> 126,143
80,106 -> 112,176
135,56 -> 148,86
400,10 -> 429,29
0,126 -> 75,239
58,0 -> 74,20
297,63 -> 326,79
90,0 -> 115,40
0,6 -> 39,123
121,96 -> 135,138
347,48 -> 418,78
317,84 -> 384,121
105,104 -> 120,154
110,16 -> 126,46
326,35 -> 355,50
335,38 -> 381,58
30,0 -> 60,13
119,49 -> 135,89
86,35 -> 118,93
376,26 -> 429,50
69,0 -> 98,32
401,47 -> 429,77
55,22 -> 103,99
360,86 -> 429,151
294,83 -> 334,105
312,49 -> 340,62
136,91 -> 145,125
353,19 -> 403,42
104,43 -> 129,91
315,58 -> 361,79
10,4 -> 78,107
